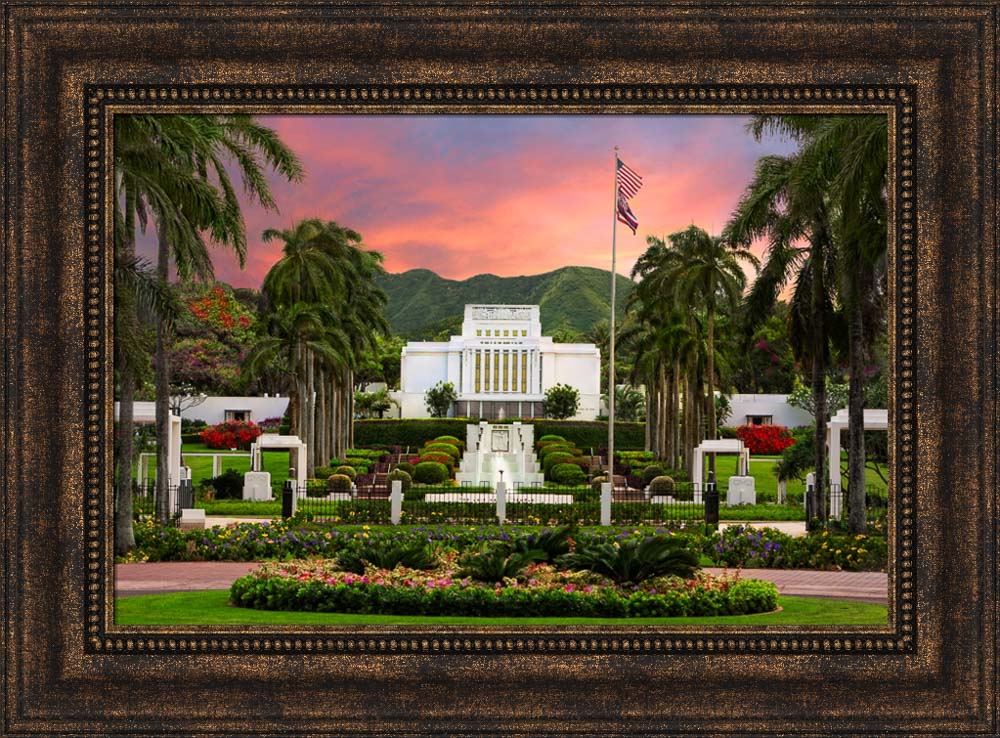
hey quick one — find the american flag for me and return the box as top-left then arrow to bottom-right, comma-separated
616,158 -> 642,234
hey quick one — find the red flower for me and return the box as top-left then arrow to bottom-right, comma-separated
735,424 -> 795,455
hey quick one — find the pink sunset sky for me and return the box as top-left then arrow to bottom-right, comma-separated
143,115 -> 798,287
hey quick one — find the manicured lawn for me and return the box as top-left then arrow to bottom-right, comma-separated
116,590 -> 887,626
713,455 -> 888,502
142,444 -> 292,488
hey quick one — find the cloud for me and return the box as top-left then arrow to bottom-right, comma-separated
165,115 -> 797,288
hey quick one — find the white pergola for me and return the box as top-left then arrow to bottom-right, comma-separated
691,439 -> 750,503
249,434 -> 307,489
826,407 -> 888,490
114,401 -> 183,512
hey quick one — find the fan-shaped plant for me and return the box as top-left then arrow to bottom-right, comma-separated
557,536 -> 699,585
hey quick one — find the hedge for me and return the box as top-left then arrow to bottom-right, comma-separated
230,573 -> 778,618
355,419 -> 644,450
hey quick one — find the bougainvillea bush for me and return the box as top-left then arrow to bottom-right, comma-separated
735,424 -> 796,455
199,420 -> 262,450
229,559 -> 778,618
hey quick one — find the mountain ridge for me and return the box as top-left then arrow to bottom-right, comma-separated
376,265 -> 635,338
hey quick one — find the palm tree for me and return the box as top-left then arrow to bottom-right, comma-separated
724,119 -> 842,525
143,115 -> 302,520
728,115 -> 887,532
254,220 -> 388,473
656,225 -> 757,477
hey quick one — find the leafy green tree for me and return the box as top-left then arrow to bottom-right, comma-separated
424,381 -> 458,418
787,376 -> 849,419
544,383 -> 580,420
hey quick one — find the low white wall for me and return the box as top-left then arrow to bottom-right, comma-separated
726,394 -> 813,429
179,396 -> 289,426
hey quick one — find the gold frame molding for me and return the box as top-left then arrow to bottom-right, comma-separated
3,3 -> 997,735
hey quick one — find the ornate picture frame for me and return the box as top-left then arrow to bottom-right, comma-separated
2,2 -> 996,734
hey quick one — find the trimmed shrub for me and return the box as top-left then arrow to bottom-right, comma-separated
422,442 -> 461,460
355,419 -> 645,450
394,461 -> 415,475
539,444 -> 576,461
413,461 -> 449,484
181,432 -> 204,445
205,468 -> 244,500
538,434 -> 566,442
326,474 -> 353,494
334,465 -> 357,481
418,452 -> 454,468
647,476 -> 676,497
543,452 -> 575,477
590,475 -> 608,492
387,469 -> 413,495
313,466 -> 335,480
641,465 -> 665,487
550,463 -> 587,486
433,435 -> 465,450
718,426 -> 739,439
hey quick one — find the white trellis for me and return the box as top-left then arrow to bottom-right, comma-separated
115,401 -> 183,512
691,439 -> 750,503
249,433 -> 307,489
826,407 -> 888,494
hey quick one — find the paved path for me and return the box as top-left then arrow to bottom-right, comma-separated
116,562 -> 887,603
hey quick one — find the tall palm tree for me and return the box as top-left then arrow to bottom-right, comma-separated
724,119 -> 842,525
729,114 -> 887,532
255,219 -> 388,473
657,225 -> 757,477
142,115 -> 302,520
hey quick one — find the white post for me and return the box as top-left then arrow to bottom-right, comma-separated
496,480 -> 507,524
777,478 -> 787,505
213,455 -> 221,478
390,480 -> 403,525
692,444 -> 704,497
600,482 -> 612,526
805,471 -> 815,509
828,422 -> 842,489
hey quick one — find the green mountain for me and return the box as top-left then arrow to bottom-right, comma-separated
377,266 -> 635,339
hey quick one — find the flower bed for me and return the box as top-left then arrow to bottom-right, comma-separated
127,520 -> 887,571
229,559 -> 778,618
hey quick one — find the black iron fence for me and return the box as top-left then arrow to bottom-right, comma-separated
131,480 -> 191,520
284,480 -> 721,528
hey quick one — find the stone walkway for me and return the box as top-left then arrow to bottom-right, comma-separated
115,561 -> 887,603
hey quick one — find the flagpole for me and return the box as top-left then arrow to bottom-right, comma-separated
608,147 -> 618,477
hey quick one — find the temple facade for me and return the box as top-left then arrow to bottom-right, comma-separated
397,304 -> 601,420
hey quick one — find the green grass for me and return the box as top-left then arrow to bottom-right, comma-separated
116,590 -> 887,626
196,500 -> 282,517
141,445 -> 293,488
713,455 -> 888,502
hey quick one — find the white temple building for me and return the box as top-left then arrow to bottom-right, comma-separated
396,304 -> 601,420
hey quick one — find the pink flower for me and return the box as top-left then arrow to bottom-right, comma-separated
563,584 -> 576,593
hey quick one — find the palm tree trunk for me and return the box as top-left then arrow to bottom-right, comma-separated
706,302 -> 717,478
811,233 -> 829,526
347,369 -> 356,449
316,369 -> 327,471
847,291 -> 867,534
115,352 -> 137,555
305,350 -> 315,476
115,191 -> 137,555
644,378 -> 659,454
671,358 -> 680,469
154,222 -> 171,523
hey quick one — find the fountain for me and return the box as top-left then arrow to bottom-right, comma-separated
455,421 -> 544,488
